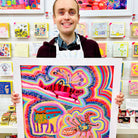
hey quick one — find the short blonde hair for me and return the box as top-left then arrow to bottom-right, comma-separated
53,0 -> 79,16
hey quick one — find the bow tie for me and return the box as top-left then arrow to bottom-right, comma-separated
59,44 -> 80,51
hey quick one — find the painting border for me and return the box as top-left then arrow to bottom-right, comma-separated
0,0 -> 44,14
13,58 -> 122,138
79,0 -> 133,17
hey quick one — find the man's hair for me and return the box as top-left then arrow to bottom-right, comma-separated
53,0 -> 79,16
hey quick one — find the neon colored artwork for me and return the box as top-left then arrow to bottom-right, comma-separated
0,43 -> 11,58
76,0 -> 127,10
130,22 -> 138,38
0,0 -> 40,10
0,80 -> 12,94
131,62 -> 138,76
19,64 -> 115,138
133,42 -> 138,57
129,80 -> 138,95
98,42 -> 107,57
0,23 -> 10,38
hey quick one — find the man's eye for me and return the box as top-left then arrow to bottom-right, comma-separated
69,11 -> 75,15
59,11 -> 64,15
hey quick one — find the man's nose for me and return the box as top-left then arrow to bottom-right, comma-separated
64,12 -> 70,19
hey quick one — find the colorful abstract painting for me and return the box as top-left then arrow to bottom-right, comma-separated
133,42 -> 138,57
92,22 -> 108,38
34,23 -> 49,38
98,42 -> 107,57
13,58 -> 122,138
0,23 -> 10,38
0,0 -> 44,14
112,42 -> 128,57
0,43 -> 11,58
130,22 -> 138,38
0,81 -> 12,95
77,0 -> 127,10
75,23 -> 88,37
129,80 -> 138,95
14,22 -> 30,38
131,62 -> 138,76
76,0 -> 132,16
0,0 -> 40,10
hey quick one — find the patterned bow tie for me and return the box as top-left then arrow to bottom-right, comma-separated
59,44 -> 80,51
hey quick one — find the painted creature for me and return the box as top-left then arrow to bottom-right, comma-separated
62,112 -> 99,137
33,106 -> 64,134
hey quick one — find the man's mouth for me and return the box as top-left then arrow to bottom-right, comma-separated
61,23 -> 73,27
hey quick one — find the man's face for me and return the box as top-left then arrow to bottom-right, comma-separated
53,0 -> 80,36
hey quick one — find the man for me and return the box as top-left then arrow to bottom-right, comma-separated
37,0 -> 101,58
11,0 -> 124,106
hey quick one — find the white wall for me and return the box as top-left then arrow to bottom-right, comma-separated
0,0 -> 138,137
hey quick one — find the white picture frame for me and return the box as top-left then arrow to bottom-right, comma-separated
13,58 -> 122,138
78,0 -> 133,17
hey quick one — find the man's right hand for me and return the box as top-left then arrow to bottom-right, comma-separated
11,91 -> 20,106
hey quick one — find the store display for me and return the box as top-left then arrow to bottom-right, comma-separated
131,62 -> 138,76
110,22 -> 125,38
34,23 -> 49,38
14,22 -> 30,38
0,62 -> 13,76
130,22 -> 138,37
0,43 -> 11,58
75,22 -> 88,37
92,22 -> 108,38
98,42 -> 107,57
129,80 -> 138,95
132,42 -> 138,57
112,42 -> 128,57
14,43 -> 29,57
0,80 -> 13,95
0,23 -> 10,38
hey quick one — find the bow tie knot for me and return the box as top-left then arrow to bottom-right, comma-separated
59,44 -> 80,51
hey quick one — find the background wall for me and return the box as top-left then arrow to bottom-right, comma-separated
0,0 -> 138,137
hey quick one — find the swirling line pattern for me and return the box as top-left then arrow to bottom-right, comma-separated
20,65 -> 114,138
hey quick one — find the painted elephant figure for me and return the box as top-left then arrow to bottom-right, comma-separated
33,105 -> 64,134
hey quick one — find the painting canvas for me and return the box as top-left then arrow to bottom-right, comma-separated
129,80 -> 138,95
98,42 -> 107,57
0,0 -> 44,14
0,62 -> 13,76
13,58 -> 122,138
131,62 -> 138,77
110,22 -> 125,38
75,23 -> 88,37
133,42 -> 138,57
112,42 -> 128,57
34,23 -> 49,38
14,22 -> 30,38
92,22 -> 108,38
0,23 -> 10,38
0,43 -> 11,58
76,0 -> 132,16
130,22 -> 138,38
0,80 -> 13,95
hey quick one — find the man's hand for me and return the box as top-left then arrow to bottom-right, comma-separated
115,93 -> 124,106
11,91 -> 20,106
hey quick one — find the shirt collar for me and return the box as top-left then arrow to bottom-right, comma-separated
56,33 -> 78,49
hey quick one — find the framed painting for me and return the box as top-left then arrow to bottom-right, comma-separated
13,58 -> 122,138
76,0 -> 133,17
0,0 -> 44,14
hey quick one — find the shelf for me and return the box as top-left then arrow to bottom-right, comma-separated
0,126 -> 17,133
0,125 -> 138,134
